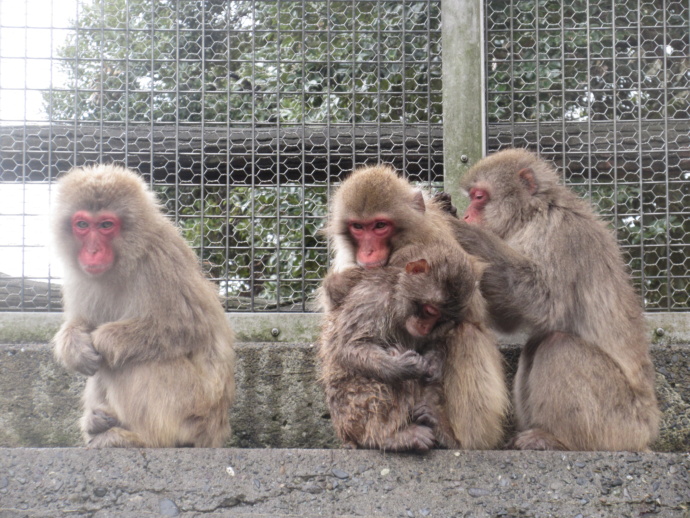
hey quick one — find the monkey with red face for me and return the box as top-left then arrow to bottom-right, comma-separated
451,148 -> 659,451
52,164 -> 236,447
323,165 -> 509,450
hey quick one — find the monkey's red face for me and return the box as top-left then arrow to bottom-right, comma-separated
348,217 -> 395,268
464,187 -> 489,225
405,304 -> 441,337
71,210 -> 121,275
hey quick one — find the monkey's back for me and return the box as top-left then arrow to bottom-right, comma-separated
317,270 -> 421,448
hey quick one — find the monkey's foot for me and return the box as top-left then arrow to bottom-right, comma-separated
84,409 -> 121,435
381,424 -> 435,452
87,427 -> 147,448
411,404 -> 439,429
508,429 -> 569,451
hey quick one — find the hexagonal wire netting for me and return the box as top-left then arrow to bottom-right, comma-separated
485,0 -> 689,310
0,0 -> 687,312
0,0 -> 443,311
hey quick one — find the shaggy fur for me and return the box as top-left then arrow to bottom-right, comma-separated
454,148 -> 660,451
52,165 -> 236,447
323,165 -> 509,449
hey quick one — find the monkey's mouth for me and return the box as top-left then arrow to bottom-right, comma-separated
80,263 -> 111,276
357,259 -> 387,269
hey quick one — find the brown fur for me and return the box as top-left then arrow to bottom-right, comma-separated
323,165 -> 509,449
453,148 -> 660,451
319,244 -> 477,451
52,165 -> 236,447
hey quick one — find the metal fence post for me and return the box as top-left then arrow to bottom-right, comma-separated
441,0 -> 485,211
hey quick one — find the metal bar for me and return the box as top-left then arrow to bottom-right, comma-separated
441,0 -> 484,210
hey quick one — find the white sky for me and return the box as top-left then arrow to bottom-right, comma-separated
0,0 -> 77,279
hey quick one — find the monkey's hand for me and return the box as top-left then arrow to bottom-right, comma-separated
432,192 -> 458,218
92,321 -> 148,368
395,350 -> 435,380
52,321 -> 102,376
420,350 -> 444,385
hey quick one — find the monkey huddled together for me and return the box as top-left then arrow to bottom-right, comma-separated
318,152 -> 659,452
52,151 -> 659,452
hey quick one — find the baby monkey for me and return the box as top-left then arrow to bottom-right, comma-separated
318,243 -> 480,451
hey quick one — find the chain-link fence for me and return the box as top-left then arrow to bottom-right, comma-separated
484,0 -> 689,310
0,0 -> 443,311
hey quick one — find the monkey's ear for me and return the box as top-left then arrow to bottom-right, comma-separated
517,168 -> 538,195
405,259 -> 430,275
411,190 -> 426,213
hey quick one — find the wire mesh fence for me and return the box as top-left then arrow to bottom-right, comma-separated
0,0 -> 443,311
0,0 -> 687,312
485,0 -> 690,310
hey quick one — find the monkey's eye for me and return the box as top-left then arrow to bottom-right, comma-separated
75,221 -> 89,229
374,221 -> 388,229
350,223 -> 364,230
99,221 -> 114,229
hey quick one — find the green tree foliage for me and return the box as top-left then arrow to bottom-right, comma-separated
46,0 -> 442,309
485,0 -> 690,309
47,0 -> 441,125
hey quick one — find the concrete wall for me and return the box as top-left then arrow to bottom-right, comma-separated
1,312 -> 689,451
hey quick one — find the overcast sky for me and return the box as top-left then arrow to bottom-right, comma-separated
0,0 -> 76,279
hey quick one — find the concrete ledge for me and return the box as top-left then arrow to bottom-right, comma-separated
1,341 -> 689,452
0,448 -> 688,517
2,311 -> 690,345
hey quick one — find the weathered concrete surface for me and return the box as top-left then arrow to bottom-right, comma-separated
0,342 -> 338,450
0,448 -> 688,517
2,311 -> 690,348
0,341 -> 689,452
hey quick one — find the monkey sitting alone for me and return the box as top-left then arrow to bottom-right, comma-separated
52,165 -> 236,447
318,243 -> 485,451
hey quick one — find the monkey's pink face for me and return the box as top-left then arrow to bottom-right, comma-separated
464,186 -> 489,225
71,210 -> 121,275
348,216 -> 395,268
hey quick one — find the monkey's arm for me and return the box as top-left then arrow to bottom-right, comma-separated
337,340 -> 432,384
53,319 -> 102,376
450,219 -> 549,329
91,317 -> 205,368
443,321 -> 509,449
321,268 -> 367,309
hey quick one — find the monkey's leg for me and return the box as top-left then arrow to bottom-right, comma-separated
81,376 -> 121,444
414,386 -> 460,449
87,427 -> 147,448
376,424 -> 436,452
443,323 -> 509,450
103,361 -> 230,448
84,408 -> 121,435
336,382 -> 435,452
513,332 -> 655,451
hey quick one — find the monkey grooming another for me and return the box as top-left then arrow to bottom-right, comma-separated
323,165 -> 509,449
52,165 -> 236,447
451,148 -> 660,451
319,243 -> 482,451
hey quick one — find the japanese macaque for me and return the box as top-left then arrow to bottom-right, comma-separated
319,244 -> 485,451
323,165 -> 509,449
452,148 -> 660,451
52,165 -> 236,447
